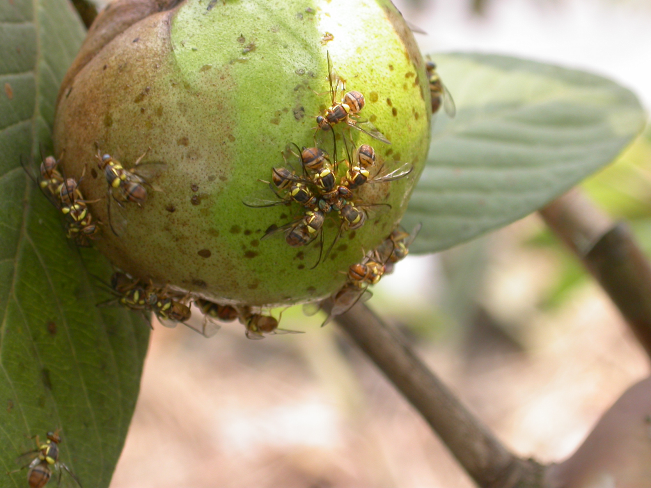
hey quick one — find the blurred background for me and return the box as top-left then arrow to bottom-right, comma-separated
108,1 -> 651,487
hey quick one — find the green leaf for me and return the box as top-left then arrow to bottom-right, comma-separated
0,1 -> 149,487
404,52 -> 647,254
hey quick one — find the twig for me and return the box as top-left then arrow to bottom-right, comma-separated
540,189 -> 651,358
334,303 -> 546,488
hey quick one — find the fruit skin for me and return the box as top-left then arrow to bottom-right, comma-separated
53,0 -> 431,308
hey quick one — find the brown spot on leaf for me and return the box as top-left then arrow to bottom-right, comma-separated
198,249 -> 212,258
244,250 -> 258,258
386,98 -> 392,106
388,64 -> 394,71
208,228 -> 219,237
46,321 -> 57,335
244,229 -> 252,236
200,64 -> 212,72
165,204 -> 176,213
348,231 -> 357,240
306,286 -> 317,294
4,83 -> 13,100
250,240 -> 259,247
104,113 -> 113,127
298,264 -> 305,270
191,183 -> 199,192
230,225 -> 241,234
177,136 -> 189,146
191,195 -> 201,205
369,114 -> 377,123
270,118 -> 280,125
91,168 -> 98,179
192,279 -> 208,288
369,91 -> 378,103
392,107 -> 398,116
295,251 -> 305,261
247,282 -> 259,289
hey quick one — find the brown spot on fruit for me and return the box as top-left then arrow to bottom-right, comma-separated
165,204 -> 176,212
190,195 -> 201,205
392,107 -> 398,116
190,183 -> 199,192
198,249 -> 212,258
177,136 -> 189,146
369,91 -> 378,102
244,250 -> 258,258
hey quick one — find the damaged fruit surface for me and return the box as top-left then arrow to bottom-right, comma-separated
54,0 -> 431,307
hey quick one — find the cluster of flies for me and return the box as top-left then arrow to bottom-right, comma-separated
21,54 -> 452,346
23,148 -> 282,339
245,52 -> 414,268
97,271 -> 288,340
7,431 -> 80,488
245,52 -> 454,324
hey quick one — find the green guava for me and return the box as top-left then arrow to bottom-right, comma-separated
53,0 -> 431,308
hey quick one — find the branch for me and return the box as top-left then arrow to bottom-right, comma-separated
539,189 -> 651,358
334,303 -> 546,488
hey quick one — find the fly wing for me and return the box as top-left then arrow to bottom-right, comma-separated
130,162 -> 167,192
371,162 -> 413,183
322,286 -> 372,327
441,83 -> 457,118
406,20 -> 427,35
350,120 -> 391,145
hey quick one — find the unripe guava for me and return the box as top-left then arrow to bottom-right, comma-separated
54,0 -> 431,308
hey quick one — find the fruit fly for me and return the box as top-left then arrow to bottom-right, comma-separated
95,148 -> 166,236
21,155 -> 102,247
376,223 -> 422,273
315,52 -> 391,145
195,298 -> 242,336
262,210 -> 326,268
425,59 -> 456,118
323,201 -> 390,261
8,431 -> 81,488
38,154 -> 64,196
240,310 -> 301,340
347,251 -> 386,286
318,281 -> 373,327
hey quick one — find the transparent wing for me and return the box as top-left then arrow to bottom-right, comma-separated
245,329 -> 265,340
271,328 -> 304,336
326,51 -> 345,104
130,162 -> 167,185
186,317 -> 221,338
322,286 -> 372,327
441,83 -> 457,118
261,218 -> 301,240
57,462 -> 82,488
242,183 -> 289,208
370,163 -> 413,183
107,191 -> 128,236
404,222 -> 423,248
157,316 -> 179,329
406,20 -> 427,35
349,120 -> 391,145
